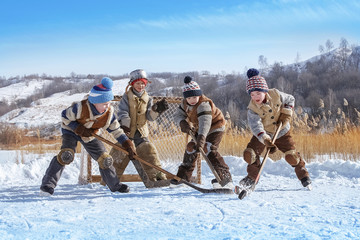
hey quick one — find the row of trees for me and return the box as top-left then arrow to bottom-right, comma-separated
1,38 -> 359,131
148,38 -> 360,129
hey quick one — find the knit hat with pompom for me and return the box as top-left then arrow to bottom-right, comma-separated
182,76 -> 202,98
246,68 -> 260,79
88,77 -> 114,104
245,68 -> 268,94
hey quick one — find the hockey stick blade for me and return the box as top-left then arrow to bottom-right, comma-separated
180,180 -> 233,194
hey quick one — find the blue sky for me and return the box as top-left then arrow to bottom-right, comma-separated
1,0 -> 360,77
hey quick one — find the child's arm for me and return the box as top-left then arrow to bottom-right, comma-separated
145,97 -> 160,121
278,89 -> 295,115
197,102 -> 212,136
117,94 -> 131,128
61,102 -> 81,130
173,101 -> 187,126
277,89 -> 295,124
247,109 -> 267,143
106,115 -> 129,144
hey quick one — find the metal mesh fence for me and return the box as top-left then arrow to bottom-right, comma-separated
79,96 -> 202,184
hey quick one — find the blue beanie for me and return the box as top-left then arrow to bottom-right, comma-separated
88,77 -> 114,104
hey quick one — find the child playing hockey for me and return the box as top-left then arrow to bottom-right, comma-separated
240,68 -> 312,190
114,69 -> 168,181
40,77 -> 136,195
170,76 -> 233,189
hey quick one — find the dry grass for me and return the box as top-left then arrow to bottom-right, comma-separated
2,122 -> 360,164
219,125 -> 360,162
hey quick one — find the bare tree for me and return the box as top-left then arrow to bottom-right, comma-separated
258,55 -> 268,73
349,45 -> 360,71
337,37 -> 351,71
325,39 -> 334,54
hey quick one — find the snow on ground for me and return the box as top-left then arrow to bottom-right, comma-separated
0,151 -> 359,240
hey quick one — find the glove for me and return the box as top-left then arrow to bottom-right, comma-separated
74,124 -> 94,137
179,120 -> 191,134
263,134 -> 277,154
121,125 -> 131,136
278,113 -> 292,125
196,134 -> 206,152
152,98 -> 169,114
122,139 -> 136,160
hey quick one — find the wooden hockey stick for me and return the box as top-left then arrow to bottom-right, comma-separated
254,122 -> 283,185
92,133 -> 233,194
188,131 -> 229,186
237,122 -> 283,199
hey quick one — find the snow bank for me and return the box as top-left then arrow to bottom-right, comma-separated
1,152 -> 359,187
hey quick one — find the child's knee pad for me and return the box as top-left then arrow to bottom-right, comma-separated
97,152 -> 113,169
243,148 -> 256,164
57,148 -> 75,165
284,150 -> 300,166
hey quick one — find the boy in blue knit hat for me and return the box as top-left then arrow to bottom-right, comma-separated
239,68 -> 312,190
40,77 -> 136,196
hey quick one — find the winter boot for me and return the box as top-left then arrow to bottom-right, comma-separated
211,178 -> 234,189
211,178 -> 221,189
40,185 -> 54,196
169,179 -> 183,188
118,183 -> 130,193
239,176 -> 255,188
301,176 -> 312,190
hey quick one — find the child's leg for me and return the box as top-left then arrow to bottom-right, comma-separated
205,131 -> 232,183
41,134 -> 78,190
132,131 -> 166,180
243,136 -> 265,180
176,141 -> 200,182
109,145 -> 129,181
136,140 -> 167,180
83,138 -> 127,192
275,132 -> 310,181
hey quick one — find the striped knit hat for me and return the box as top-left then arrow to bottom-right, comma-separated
246,76 -> 269,95
182,76 -> 202,98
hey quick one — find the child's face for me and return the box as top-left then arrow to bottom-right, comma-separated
186,96 -> 200,105
250,91 -> 266,105
94,101 -> 111,113
133,81 -> 146,92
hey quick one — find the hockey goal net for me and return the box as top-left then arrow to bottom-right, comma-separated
78,96 -> 202,185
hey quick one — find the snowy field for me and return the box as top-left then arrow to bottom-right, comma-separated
0,151 -> 359,240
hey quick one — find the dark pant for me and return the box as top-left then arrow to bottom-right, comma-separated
41,133 -> 124,192
244,131 -> 309,181
177,131 -> 232,182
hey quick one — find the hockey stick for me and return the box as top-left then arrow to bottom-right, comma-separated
255,122 -> 283,185
92,133 -> 233,194
188,131 -> 228,187
237,122 -> 283,199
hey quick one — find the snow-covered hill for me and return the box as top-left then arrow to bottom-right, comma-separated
0,152 -> 359,239
0,79 -> 130,129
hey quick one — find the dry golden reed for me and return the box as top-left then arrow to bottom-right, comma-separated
219,124 -> 360,163
1,120 -> 360,163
